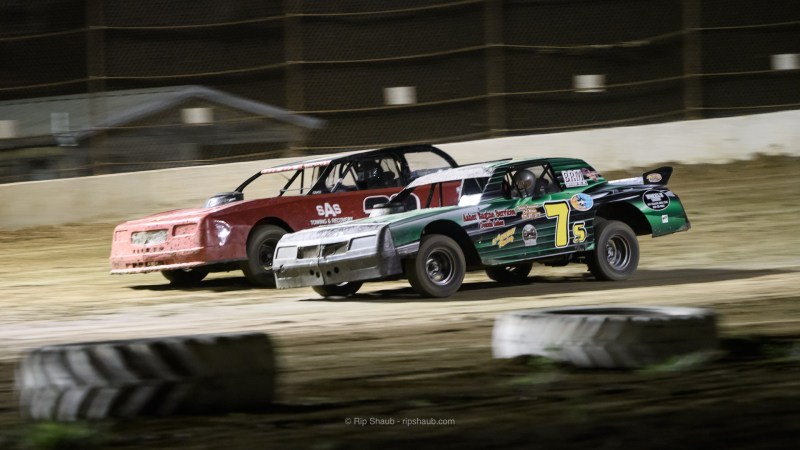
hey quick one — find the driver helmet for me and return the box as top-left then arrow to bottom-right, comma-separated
512,169 -> 536,197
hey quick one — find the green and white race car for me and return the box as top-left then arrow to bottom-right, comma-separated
273,157 -> 690,298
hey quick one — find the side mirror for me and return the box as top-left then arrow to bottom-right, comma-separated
204,192 -> 244,208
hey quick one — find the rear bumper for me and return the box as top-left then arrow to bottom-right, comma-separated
109,218 -> 246,274
273,224 -> 402,289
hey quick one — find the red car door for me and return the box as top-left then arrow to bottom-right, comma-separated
304,154 -> 409,226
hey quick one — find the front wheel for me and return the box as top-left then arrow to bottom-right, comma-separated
242,225 -> 287,287
312,282 -> 363,298
162,268 -> 208,286
587,220 -> 639,281
405,234 -> 466,298
485,263 -> 533,283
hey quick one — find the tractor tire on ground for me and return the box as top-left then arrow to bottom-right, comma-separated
16,332 -> 276,421
242,225 -> 287,287
492,306 -> 718,369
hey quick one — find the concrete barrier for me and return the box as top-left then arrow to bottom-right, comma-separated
2,110 -> 798,230
444,109 -> 800,167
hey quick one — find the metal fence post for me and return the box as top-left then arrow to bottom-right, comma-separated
86,0 -> 107,174
284,0 -> 305,156
683,0 -> 703,119
485,0 -> 506,137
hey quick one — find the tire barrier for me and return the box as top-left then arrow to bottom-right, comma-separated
15,332 -> 276,421
492,306 -> 718,369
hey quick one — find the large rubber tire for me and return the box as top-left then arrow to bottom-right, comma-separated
242,225 -> 287,287
312,282 -> 363,298
16,332 -> 275,421
161,268 -> 208,286
493,306 -> 718,369
485,263 -> 533,283
405,234 -> 466,298
587,220 -> 639,281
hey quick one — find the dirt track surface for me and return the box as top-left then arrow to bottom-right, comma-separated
1,156 -> 799,449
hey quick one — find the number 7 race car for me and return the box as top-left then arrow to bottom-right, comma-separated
109,145 -> 458,286
273,157 -> 690,297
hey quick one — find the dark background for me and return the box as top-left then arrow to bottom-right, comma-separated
1,0 -> 798,155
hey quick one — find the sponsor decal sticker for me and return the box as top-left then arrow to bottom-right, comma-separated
643,190 -> 670,211
517,204 -> 545,220
310,217 -> 353,226
647,173 -> 663,183
316,202 -> 342,217
492,227 -> 516,248
569,193 -> 594,211
522,224 -> 538,246
462,211 -> 478,222
480,219 -> 506,229
662,214 -> 669,224
465,209 -> 516,229
561,169 -> 588,188
312,203 -> 352,225
581,168 -> 600,181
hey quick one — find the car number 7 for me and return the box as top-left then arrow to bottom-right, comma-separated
544,201 -> 587,248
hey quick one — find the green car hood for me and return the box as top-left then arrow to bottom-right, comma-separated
347,205 -> 465,247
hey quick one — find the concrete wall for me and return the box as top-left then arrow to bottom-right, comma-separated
444,109 -> 800,167
2,110 -> 798,230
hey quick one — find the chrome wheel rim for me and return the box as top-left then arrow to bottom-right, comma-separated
426,248 -> 456,285
605,235 -> 631,270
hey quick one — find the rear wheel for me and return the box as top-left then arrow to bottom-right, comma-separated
587,220 -> 639,281
242,225 -> 286,287
405,234 -> 465,298
162,268 -> 208,286
312,282 -> 363,298
485,263 -> 533,283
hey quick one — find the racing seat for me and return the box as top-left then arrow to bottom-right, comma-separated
535,178 -> 556,196
380,170 -> 398,187
356,161 -> 384,189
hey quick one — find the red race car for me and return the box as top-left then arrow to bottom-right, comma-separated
109,145 -> 459,286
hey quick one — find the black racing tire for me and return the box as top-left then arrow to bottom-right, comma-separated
587,220 -> 639,281
242,225 -> 287,287
485,263 -> 533,283
15,332 -> 276,421
161,268 -> 208,286
312,282 -> 363,298
492,306 -> 718,368
405,234 -> 465,298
